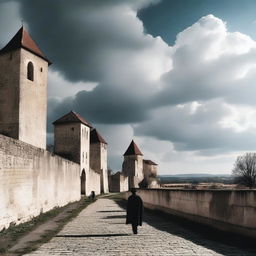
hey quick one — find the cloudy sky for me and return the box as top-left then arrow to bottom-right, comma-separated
1,0 -> 256,175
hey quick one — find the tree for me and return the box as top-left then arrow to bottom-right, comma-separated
232,153 -> 256,188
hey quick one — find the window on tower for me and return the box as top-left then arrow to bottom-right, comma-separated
27,62 -> 34,81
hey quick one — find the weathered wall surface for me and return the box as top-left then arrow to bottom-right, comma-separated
0,134 -> 81,230
90,143 -> 108,193
109,172 -> 128,192
54,123 -> 81,164
19,49 -> 48,149
143,163 -> 157,179
120,174 -> 129,192
86,169 -> 101,196
0,50 -> 20,139
109,172 -> 120,192
100,143 -> 108,193
125,189 -> 256,238
0,49 -> 48,149
122,155 -> 143,188
90,143 -> 101,171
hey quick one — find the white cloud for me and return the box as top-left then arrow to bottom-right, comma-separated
2,1 -> 256,174
48,71 -> 97,100
0,1 -> 21,48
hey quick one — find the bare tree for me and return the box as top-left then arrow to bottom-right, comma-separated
232,153 -> 256,188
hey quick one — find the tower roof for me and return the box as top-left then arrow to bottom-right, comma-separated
53,111 -> 92,128
0,26 -> 51,65
143,159 -> 158,166
90,129 -> 107,144
123,140 -> 143,156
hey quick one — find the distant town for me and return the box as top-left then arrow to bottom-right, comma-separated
158,174 -> 237,189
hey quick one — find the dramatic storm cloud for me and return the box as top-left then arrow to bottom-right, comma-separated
1,0 -> 256,173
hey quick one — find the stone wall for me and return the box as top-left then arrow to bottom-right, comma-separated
0,134 -> 81,230
143,163 -> 157,179
19,48 -> 48,149
125,189 -> 256,238
122,155 -> 143,188
90,142 -> 108,193
109,172 -> 128,192
86,169 -> 101,196
54,123 -> 81,163
0,50 -> 20,140
0,49 -> 48,149
120,174 -> 129,192
100,144 -> 109,193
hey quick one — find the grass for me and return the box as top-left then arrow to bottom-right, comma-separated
0,197 -> 95,254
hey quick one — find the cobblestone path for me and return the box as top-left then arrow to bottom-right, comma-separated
26,199 -> 254,256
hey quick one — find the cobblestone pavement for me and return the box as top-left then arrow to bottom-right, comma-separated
26,199 -> 254,256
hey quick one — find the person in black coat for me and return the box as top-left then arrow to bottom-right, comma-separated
126,188 -> 143,234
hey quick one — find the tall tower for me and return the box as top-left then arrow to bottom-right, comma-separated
0,27 -> 51,149
53,111 -> 92,195
122,140 -> 144,189
90,129 -> 109,193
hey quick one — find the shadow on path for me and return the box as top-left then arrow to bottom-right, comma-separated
116,199 -> 256,256
55,234 -> 129,238
103,215 -> 126,219
97,210 -> 125,213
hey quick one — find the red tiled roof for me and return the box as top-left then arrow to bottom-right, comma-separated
143,159 -> 158,166
123,140 -> 143,156
0,26 -> 51,64
52,111 -> 92,128
90,129 -> 107,144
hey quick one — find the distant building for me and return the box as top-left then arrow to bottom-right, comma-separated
122,140 -> 144,189
108,171 -> 128,192
143,160 -> 159,188
143,159 -> 158,179
109,140 -> 159,191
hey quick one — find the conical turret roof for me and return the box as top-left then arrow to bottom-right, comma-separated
123,140 -> 143,156
53,111 -> 92,128
90,129 -> 107,144
0,26 -> 51,64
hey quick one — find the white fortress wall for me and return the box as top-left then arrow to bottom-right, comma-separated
86,168 -> 101,196
0,134 -> 81,230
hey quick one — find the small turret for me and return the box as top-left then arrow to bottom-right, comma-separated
122,140 -> 144,188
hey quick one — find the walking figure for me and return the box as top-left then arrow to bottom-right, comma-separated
126,188 -> 143,234
89,191 -> 95,200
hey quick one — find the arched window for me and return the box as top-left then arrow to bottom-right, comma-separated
27,62 -> 34,81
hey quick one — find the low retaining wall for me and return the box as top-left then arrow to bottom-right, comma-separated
125,189 -> 256,238
0,134 -> 81,230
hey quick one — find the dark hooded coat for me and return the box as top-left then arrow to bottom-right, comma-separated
126,194 -> 143,226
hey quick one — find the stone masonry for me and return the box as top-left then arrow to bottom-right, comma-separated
26,198 -> 255,256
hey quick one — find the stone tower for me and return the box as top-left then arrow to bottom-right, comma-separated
0,27 -> 51,149
53,111 -> 92,195
90,129 -> 109,193
122,140 -> 144,189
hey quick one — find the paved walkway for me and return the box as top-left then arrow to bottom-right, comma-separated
26,199 -> 254,256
